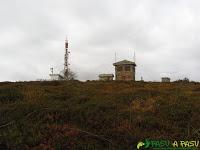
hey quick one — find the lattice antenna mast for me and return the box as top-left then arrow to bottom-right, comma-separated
64,37 -> 70,80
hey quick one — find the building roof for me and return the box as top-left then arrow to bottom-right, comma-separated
99,74 -> 114,77
162,77 -> 170,79
49,74 -> 64,78
113,60 -> 136,66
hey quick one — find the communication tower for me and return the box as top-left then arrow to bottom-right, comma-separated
64,37 -> 70,80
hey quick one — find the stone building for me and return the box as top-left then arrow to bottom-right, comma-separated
99,74 -> 114,81
113,60 -> 136,81
161,77 -> 170,83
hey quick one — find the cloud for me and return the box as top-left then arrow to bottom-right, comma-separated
0,0 -> 200,81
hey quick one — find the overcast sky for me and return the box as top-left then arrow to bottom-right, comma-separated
0,0 -> 200,82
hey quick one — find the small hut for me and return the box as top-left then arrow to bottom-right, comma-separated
99,74 -> 114,81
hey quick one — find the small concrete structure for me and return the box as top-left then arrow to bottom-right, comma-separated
49,74 -> 64,81
99,74 -> 114,81
113,60 -> 136,81
161,77 -> 170,83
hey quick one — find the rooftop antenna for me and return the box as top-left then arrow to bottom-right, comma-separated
115,52 -> 117,63
134,50 -> 136,63
64,36 -> 70,80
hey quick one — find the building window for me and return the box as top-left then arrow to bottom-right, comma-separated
117,66 -> 122,71
125,66 -> 131,71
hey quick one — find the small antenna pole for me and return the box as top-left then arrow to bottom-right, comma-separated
115,52 -> 117,63
50,68 -> 53,75
134,50 -> 136,63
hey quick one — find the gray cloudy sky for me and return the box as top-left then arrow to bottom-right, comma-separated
0,0 -> 200,81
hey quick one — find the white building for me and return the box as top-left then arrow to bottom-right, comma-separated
49,74 -> 64,81
161,77 -> 170,83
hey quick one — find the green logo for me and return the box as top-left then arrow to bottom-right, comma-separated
136,140 -> 199,150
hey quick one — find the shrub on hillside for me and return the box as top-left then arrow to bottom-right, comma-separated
0,88 -> 23,103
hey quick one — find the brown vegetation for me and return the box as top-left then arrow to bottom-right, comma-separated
0,81 -> 200,149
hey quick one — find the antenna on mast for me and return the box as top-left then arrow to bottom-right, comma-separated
64,36 -> 70,80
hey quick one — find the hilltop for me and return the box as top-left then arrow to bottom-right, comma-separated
0,81 -> 200,149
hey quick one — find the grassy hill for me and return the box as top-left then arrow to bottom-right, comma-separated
0,81 -> 200,149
